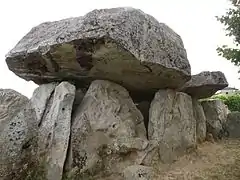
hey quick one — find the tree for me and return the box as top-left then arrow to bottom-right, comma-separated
216,0 -> 240,72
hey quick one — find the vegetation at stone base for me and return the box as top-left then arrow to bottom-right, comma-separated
210,94 -> 240,112
24,160 -> 46,180
155,139 -> 240,180
216,0 -> 240,73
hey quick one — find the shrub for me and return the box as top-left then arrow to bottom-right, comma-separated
211,94 -> 240,112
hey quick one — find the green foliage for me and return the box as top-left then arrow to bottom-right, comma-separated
211,94 -> 240,112
216,0 -> 240,72
24,161 -> 46,180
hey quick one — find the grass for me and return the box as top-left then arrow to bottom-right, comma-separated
153,139 -> 240,180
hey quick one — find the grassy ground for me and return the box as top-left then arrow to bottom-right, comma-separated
154,139 -> 240,180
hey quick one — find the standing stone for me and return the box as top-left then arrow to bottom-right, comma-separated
70,80 -> 148,178
180,71 -> 228,99
225,112 -> 240,138
0,90 -> 37,180
149,89 -> 196,163
30,83 -> 58,125
123,165 -> 154,180
192,99 -> 206,143
0,89 -> 28,127
201,99 -> 229,140
38,82 -> 76,180
6,7 -> 191,91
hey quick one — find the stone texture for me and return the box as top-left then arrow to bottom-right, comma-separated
6,7 -> 191,91
180,71 -> 228,99
0,90 -> 37,180
0,89 -> 28,128
192,99 -> 206,142
72,88 -> 85,113
149,89 -> 196,163
37,82 -> 76,180
136,101 -> 151,138
123,165 -> 154,180
201,99 -> 229,140
135,140 -> 160,166
225,112 -> 240,138
70,80 -> 148,178
30,83 -> 58,125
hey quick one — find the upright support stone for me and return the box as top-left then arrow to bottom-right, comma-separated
30,83 -> 58,125
70,80 -> 148,178
149,89 -> 196,163
0,90 -> 37,180
225,112 -> 240,138
201,99 -> 229,140
192,99 -> 206,143
38,82 -> 76,180
0,89 -> 29,127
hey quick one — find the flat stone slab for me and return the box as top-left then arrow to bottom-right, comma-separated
180,71 -> 228,99
6,7 -> 191,91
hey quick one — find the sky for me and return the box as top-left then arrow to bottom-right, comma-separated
0,0 -> 239,98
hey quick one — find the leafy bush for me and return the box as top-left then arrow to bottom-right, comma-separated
211,94 -> 240,112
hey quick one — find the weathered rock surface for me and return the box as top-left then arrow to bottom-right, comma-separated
225,112 -> 240,138
123,165 -> 154,180
37,82 -> 75,180
0,90 -> 37,180
149,89 -> 196,163
180,71 -> 228,99
192,99 -> 206,142
30,83 -> 58,125
6,7 -> 191,91
1,82 -> 76,180
0,89 -> 28,127
2,6 -> 233,180
70,80 -> 148,178
201,99 -> 229,140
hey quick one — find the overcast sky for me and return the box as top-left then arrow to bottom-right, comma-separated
0,0 -> 239,97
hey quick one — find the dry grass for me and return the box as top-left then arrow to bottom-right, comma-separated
154,139 -> 240,180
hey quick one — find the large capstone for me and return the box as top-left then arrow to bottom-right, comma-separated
70,80 -> 148,178
180,71 -> 228,99
148,89 -> 196,163
6,7 -> 191,92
